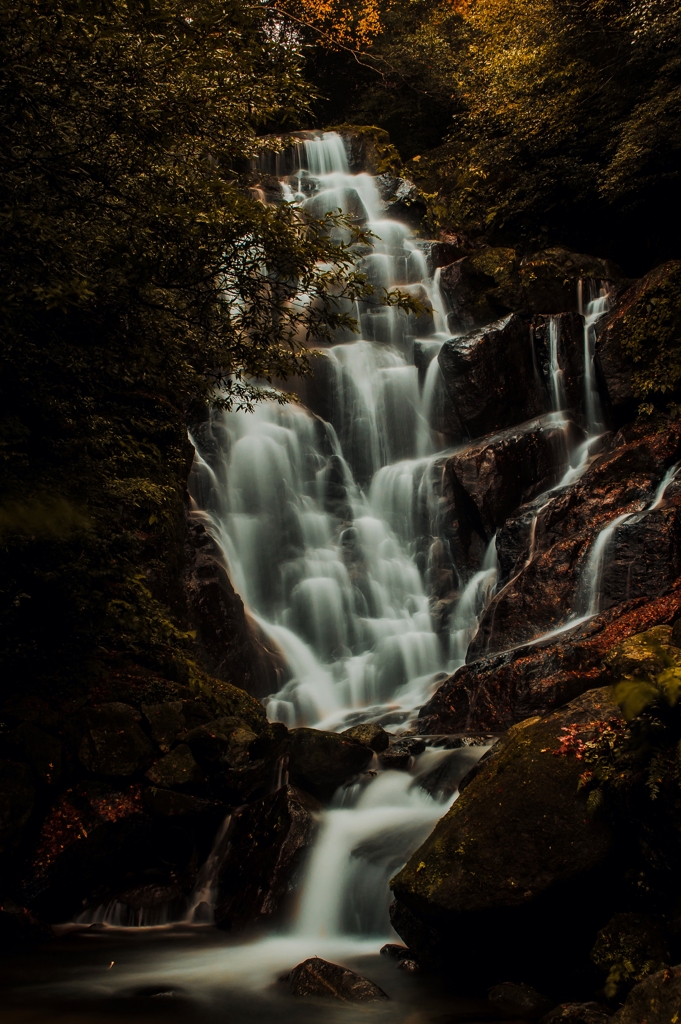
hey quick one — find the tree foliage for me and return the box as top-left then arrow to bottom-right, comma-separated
0,0 -> 368,692
298,0 -> 681,271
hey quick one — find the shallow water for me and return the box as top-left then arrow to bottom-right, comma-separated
0,930 -> 499,1024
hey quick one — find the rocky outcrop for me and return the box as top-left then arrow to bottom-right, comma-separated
411,239 -> 470,277
342,722 -> 390,752
374,174 -> 427,229
439,246 -> 623,336
596,260 -> 681,425
417,584 -> 681,733
532,312 -> 587,422
214,785 -> 320,930
288,728 -> 373,801
463,418 -> 681,660
438,316 -> 546,440
392,689 -> 625,990
183,517 -> 283,699
286,957 -> 388,1001
612,963 -> 681,1023
437,415 -> 579,576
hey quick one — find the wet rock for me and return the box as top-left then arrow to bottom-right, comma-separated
380,736 -> 426,771
532,312 -> 587,422
332,125 -> 402,176
518,247 -> 623,315
78,703 -> 154,776
375,174 -> 427,229
417,582 -> 681,733
604,625 -> 681,680
0,723 -> 62,786
288,728 -> 373,801
438,315 -> 545,440
342,722 -> 390,752
438,415 -> 578,573
391,688 -> 624,988
465,418 -> 681,659
540,1003 -> 611,1024
612,963 -> 681,1023
302,187 -> 369,234
397,957 -> 421,972
0,899 -> 53,950
287,957 -> 388,1001
439,249 -> 523,335
596,261 -> 681,426
182,718 -> 257,771
183,515 -> 282,701
380,942 -> 410,959
145,744 -> 204,788
411,239 -> 469,276
418,746 -> 488,801
591,913 -> 670,1000
116,882 -> 185,916
488,981 -> 553,1018
215,785 -> 320,930
0,760 -> 35,854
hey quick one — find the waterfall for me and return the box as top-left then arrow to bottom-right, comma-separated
189,132 -> 456,734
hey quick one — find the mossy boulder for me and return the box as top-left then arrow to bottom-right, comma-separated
604,625 -> 681,682
145,744 -> 204,788
596,260 -> 681,424
390,688 -> 624,990
288,728 -> 373,802
189,675 -> 267,734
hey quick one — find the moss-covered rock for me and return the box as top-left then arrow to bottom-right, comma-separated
327,124 -> 403,176
596,261 -> 681,423
342,722 -> 390,752
604,625 -> 681,682
390,688 -> 624,989
519,247 -> 623,315
77,703 -> 154,777
189,674 -> 267,734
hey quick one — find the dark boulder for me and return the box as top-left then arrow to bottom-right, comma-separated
541,1004 -> 611,1024
438,414 -> 578,575
488,982 -> 553,1018
342,722 -> 390,752
183,516 -> 282,700
380,736 -> 426,771
391,688 -> 624,990
214,785 -> 320,930
410,239 -> 469,277
77,703 -> 154,777
144,786 -> 221,817
0,760 -> 35,854
439,248 -> 523,335
182,717 -> 258,771
286,957 -> 388,1001
288,728 -> 373,801
612,964 -> 681,1023
374,174 -> 427,229
532,312 -> 587,421
142,701 -> 188,752
145,744 -> 205,788
596,261 -> 681,426
438,316 -> 545,440
330,124 -> 402,176
418,745 -> 490,801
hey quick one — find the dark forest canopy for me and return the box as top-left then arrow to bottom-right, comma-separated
298,0 -> 681,273
0,0 -> 370,691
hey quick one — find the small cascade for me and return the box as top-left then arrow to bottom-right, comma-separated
578,279 -> 612,436
448,539 -> 498,670
184,813 -> 233,924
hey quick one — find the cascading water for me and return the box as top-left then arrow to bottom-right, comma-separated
190,132 -> 454,734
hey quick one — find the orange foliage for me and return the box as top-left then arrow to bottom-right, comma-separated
293,0 -> 385,47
